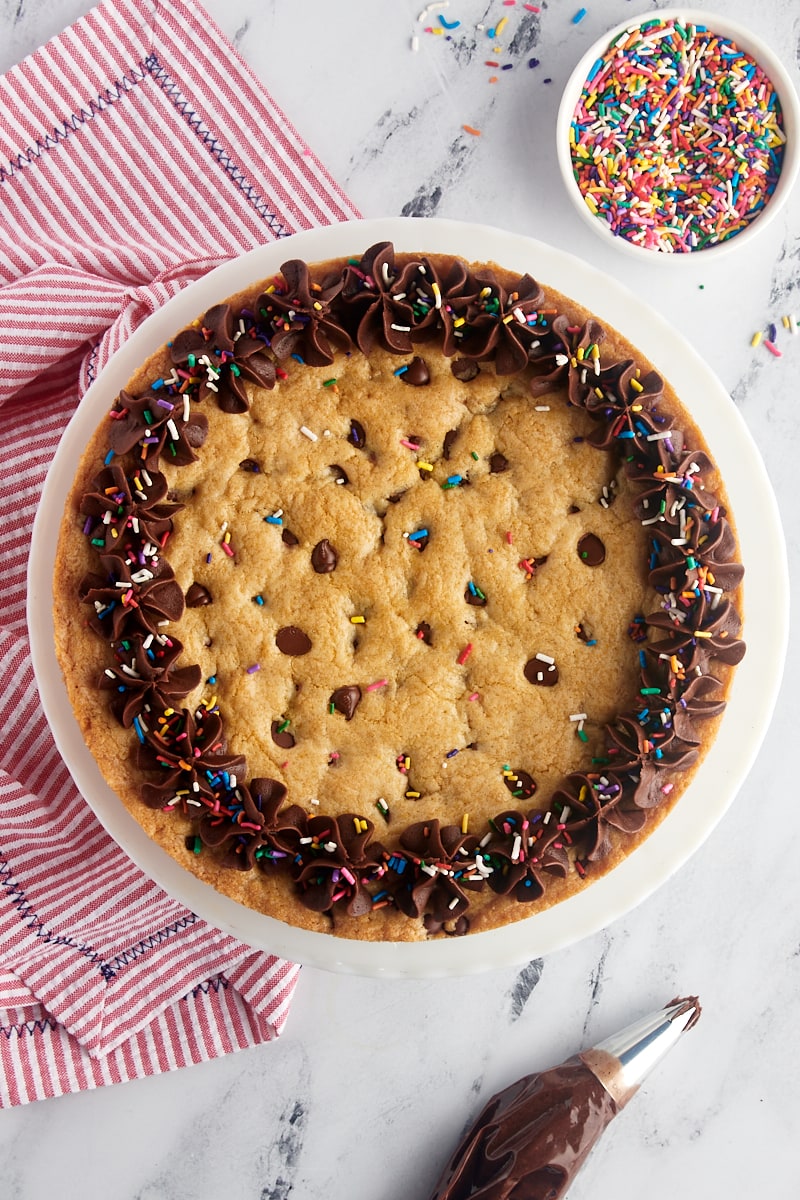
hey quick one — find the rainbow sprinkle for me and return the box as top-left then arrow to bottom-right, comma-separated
569,18 -> 786,252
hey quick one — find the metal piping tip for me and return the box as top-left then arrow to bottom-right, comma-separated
580,996 -> 701,1108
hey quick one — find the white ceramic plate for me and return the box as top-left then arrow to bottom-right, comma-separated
28,217 -> 788,977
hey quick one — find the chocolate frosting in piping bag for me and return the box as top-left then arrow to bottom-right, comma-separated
426,998 -> 700,1199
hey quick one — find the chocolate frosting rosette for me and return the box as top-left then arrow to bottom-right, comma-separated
170,302 -> 276,412
604,713 -> 700,810
272,813 -> 386,918
197,775 -> 313,874
582,358 -> 666,432
340,241 -> 425,354
79,463 -> 182,553
135,706 -> 247,812
340,242 -> 474,355
648,513 -> 745,595
197,776 -> 304,872
479,809 -> 570,903
646,592 -> 746,673
639,659 -> 727,743
387,820 -> 485,930
629,447 -> 716,505
107,388 -> 209,466
528,314 -> 608,401
670,674 -> 729,742
581,373 -> 680,468
100,633 -> 201,727
196,782 -> 267,871
79,552 -> 184,640
443,266 -> 546,374
549,771 -> 646,864
401,254 -> 470,346
256,258 -> 353,366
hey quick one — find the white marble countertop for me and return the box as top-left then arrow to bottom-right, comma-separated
2,0 -> 799,1196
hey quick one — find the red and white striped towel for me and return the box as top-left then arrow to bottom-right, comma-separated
0,0 -> 360,1106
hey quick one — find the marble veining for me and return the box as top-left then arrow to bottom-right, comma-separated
507,957 -> 544,1021
2,0 -> 800,1196
580,930 -> 612,1041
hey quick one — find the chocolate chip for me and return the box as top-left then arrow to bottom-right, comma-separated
311,539 -> 338,573
424,912 -> 471,936
282,528 -> 299,546
276,626 -> 312,655
568,504 -> 581,514
387,490 -> 407,504
577,533 -> 606,565
445,915 -> 470,937
329,685 -> 361,720
519,553 -> 549,578
270,720 -> 296,749
524,657 -> 560,687
399,357 -> 430,386
348,419 -> 366,448
331,464 -> 349,485
442,429 -> 458,460
185,583 -> 213,607
415,622 -> 432,644
239,458 -> 260,472
185,418 -> 209,450
451,358 -> 479,382
465,584 -> 487,607
489,452 -> 510,474
503,769 -> 537,800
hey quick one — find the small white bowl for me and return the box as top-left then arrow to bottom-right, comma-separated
556,9 -> 800,262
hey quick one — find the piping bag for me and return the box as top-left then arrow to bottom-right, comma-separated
426,996 -> 701,1200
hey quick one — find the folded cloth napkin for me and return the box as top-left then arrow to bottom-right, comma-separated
0,0 -> 360,1107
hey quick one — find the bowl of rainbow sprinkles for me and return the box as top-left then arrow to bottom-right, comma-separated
556,9 -> 799,258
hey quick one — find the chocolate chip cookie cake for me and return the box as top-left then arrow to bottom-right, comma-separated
53,242 -> 745,941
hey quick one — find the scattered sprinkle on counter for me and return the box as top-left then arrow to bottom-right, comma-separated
418,2 -> 448,21
751,314 -> 798,354
569,18 -> 786,253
